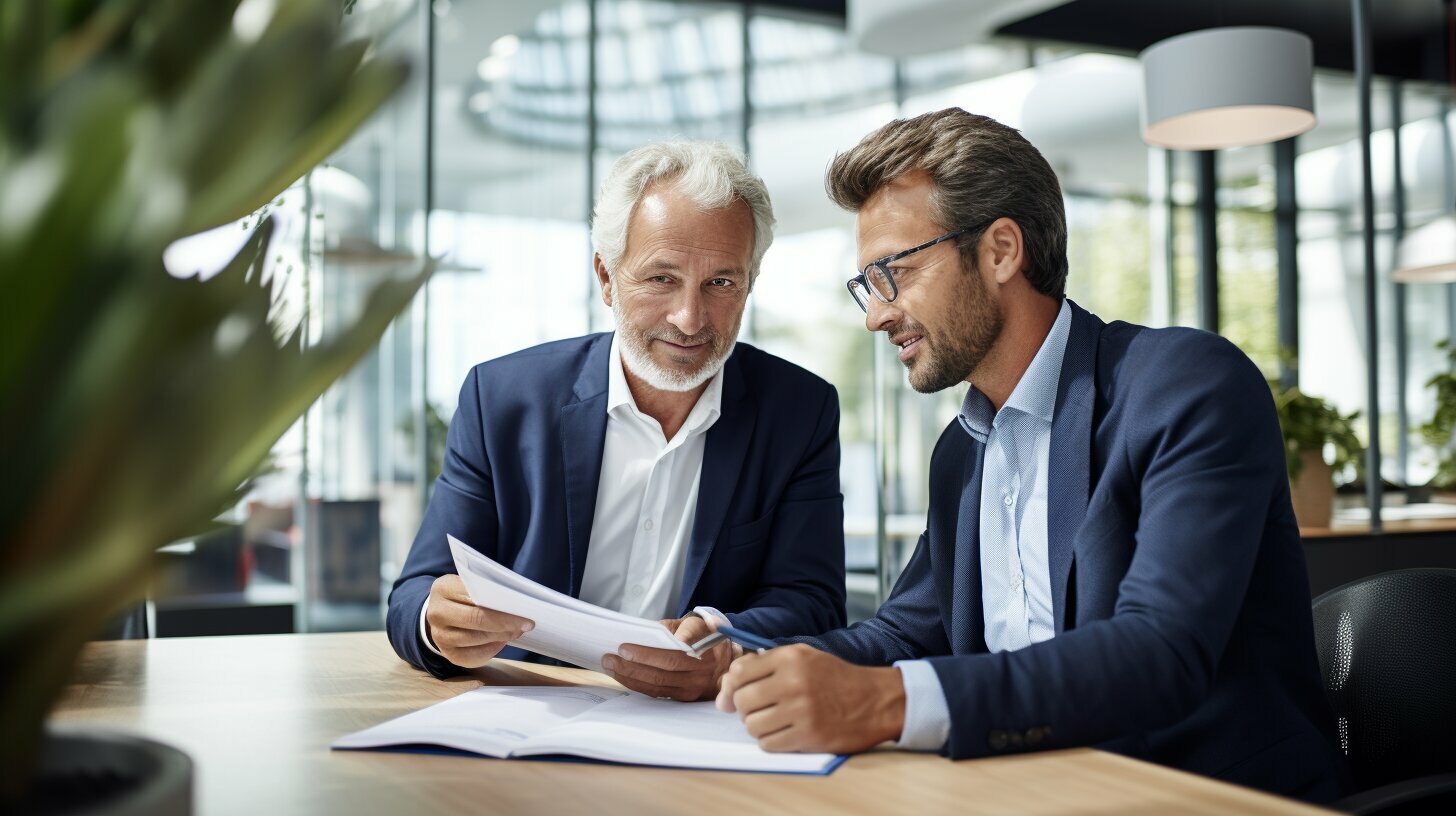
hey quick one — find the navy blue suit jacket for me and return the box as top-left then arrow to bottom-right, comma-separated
799,301 -> 1345,801
387,333 -> 846,677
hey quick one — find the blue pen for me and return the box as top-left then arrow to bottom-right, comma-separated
688,625 -> 777,655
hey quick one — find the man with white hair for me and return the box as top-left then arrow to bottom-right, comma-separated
386,141 -> 846,701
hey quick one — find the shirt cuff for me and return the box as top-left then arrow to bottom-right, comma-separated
419,596 -> 446,658
893,660 -> 951,752
691,606 -> 731,628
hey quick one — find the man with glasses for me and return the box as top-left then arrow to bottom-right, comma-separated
715,108 -> 1346,802
387,140 -> 846,701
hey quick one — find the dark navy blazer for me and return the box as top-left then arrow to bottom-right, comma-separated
387,333 -> 846,677
798,300 -> 1346,801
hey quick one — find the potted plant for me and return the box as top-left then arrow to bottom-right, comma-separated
1419,339 -> 1456,497
0,0 -> 427,811
1271,384 -> 1363,529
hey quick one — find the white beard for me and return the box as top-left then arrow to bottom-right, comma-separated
612,295 -> 736,392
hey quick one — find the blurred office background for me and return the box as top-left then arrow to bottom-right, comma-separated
148,0 -> 1455,635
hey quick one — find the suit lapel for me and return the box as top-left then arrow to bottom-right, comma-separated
678,351 -> 753,614
949,439 -> 988,654
1046,300 -> 1101,631
560,335 -> 611,598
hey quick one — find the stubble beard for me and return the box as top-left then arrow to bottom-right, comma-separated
904,267 -> 1003,394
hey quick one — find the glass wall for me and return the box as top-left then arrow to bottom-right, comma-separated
154,0 -> 430,635
171,0 -> 1456,633
296,0 -> 430,631
1293,79 -> 1455,506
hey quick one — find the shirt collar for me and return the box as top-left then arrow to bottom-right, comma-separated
607,332 -> 726,437
958,298 -> 1073,442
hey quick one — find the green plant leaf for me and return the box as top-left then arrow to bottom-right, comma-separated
0,0 -> 423,800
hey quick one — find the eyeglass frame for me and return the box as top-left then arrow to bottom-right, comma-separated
844,220 -> 996,312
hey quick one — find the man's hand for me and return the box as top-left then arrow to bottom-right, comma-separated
715,644 -> 906,754
601,615 -> 734,701
424,574 -> 534,668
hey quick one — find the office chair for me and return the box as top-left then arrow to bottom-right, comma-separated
1311,568 -> 1456,814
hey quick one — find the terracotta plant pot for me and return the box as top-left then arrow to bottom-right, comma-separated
1290,450 -> 1334,529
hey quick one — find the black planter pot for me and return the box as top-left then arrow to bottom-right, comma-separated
14,730 -> 192,815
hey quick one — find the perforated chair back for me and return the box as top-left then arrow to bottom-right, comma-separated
1311,568 -> 1456,791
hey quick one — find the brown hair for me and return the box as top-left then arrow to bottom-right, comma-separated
825,108 -> 1068,298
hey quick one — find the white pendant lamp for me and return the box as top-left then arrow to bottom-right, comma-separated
1393,215 -> 1456,283
1392,0 -> 1456,283
1140,27 -> 1317,150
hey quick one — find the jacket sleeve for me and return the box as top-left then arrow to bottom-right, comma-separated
385,366 -> 498,678
927,340 -> 1284,759
723,383 -> 847,637
787,529 -> 952,665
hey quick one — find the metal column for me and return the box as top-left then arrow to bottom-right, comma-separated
1391,82 -> 1410,487
1195,150 -> 1220,334
584,0 -> 599,333
415,0 -> 437,517
1276,137 -> 1300,390
1354,0 -> 1383,531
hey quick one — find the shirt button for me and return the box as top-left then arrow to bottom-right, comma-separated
1003,494 -> 1014,507
630,585 -> 644,598
643,519 -> 654,531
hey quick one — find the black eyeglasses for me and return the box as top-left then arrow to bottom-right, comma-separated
845,222 -> 991,312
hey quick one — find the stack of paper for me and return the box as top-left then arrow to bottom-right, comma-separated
447,535 -> 694,672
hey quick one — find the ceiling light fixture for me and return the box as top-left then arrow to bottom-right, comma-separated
1140,27 -> 1317,150
1393,215 -> 1456,283
1392,0 -> 1456,283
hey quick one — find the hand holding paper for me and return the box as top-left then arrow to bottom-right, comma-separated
602,614 -> 735,701
447,535 -> 695,673
424,573 -> 535,669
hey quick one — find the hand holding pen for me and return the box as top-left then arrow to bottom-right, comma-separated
689,625 -> 778,656
714,634 -> 908,756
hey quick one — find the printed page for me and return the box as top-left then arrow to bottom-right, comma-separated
514,693 -> 839,773
332,686 -> 626,756
448,535 -> 694,672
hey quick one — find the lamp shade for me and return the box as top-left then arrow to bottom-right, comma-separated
1140,27 -> 1316,150
1393,214 -> 1456,283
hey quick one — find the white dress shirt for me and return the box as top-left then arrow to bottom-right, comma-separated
895,298 -> 1072,750
578,334 -> 725,619
421,333 -> 725,658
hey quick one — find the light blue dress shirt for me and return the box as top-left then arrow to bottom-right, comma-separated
895,299 -> 1073,751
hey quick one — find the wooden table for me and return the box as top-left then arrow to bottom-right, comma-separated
52,632 -> 1331,815
1300,516 -> 1456,538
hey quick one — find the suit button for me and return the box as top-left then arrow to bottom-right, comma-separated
1026,727 -> 1045,747
988,730 -> 1008,751
1008,730 -> 1024,749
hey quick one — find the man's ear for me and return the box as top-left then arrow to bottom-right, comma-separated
980,217 -> 1027,286
593,253 -> 613,307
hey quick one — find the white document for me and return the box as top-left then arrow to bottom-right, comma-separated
332,685 -> 842,774
447,534 -> 694,672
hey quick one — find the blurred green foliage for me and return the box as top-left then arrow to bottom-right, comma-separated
0,0 -> 427,800
1271,382 -> 1364,483
1419,339 -> 1456,490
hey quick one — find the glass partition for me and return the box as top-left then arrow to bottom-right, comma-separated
160,1 -> 1456,635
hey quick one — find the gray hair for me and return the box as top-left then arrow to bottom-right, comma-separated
591,140 -> 775,287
